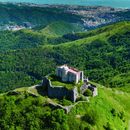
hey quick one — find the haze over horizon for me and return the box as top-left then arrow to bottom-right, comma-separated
0,0 -> 130,8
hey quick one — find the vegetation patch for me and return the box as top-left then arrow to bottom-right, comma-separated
0,86 -> 129,130
48,74 -> 76,90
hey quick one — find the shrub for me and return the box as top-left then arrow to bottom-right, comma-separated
118,111 -> 125,121
103,122 -> 114,130
62,98 -> 72,106
83,89 -> 92,97
82,110 -> 98,125
111,108 -> 117,116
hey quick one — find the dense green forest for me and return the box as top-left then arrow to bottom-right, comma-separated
0,21 -> 83,52
0,3 -> 82,25
0,21 -> 130,93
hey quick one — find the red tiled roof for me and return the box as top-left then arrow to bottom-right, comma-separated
57,64 -> 81,74
68,69 -> 78,74
69,67 -> 79,72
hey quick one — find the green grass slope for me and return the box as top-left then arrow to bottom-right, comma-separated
69,86 -> 130,130
0,84 -> 129,130
40,21 -> 83,37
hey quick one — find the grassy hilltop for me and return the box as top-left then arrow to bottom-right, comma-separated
0,83 -> 129,130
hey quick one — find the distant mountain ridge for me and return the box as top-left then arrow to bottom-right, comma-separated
0,3 -> 130,31
0,3 -> 82,29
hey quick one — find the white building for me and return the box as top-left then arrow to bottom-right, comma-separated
56,65 -> 84,84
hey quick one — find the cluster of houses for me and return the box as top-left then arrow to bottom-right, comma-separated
42,64 -> 98,102
0,22 -> 33,31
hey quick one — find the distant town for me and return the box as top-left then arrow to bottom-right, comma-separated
0,22 -> 33,31
0,3 -> 130,31
18,3 -> 130,29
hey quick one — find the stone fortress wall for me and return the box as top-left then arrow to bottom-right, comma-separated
80,78 -> 98,97
42,65 -> 98,102
42,77 -> 78,102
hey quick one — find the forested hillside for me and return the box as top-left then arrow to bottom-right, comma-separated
0,3 -> 82,25
0,21 -> 83,52
0,21 -> 130,93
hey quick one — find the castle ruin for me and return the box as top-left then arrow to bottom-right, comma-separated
42,65 -> 98,102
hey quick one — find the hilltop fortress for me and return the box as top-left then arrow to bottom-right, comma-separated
56,65 -> 84,84
42,65 -> 98,102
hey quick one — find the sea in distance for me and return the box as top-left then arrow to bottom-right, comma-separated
0,0 -> 130,8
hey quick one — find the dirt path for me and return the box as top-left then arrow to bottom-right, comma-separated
48,98 -> 89,113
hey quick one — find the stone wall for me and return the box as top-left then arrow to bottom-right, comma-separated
92,87 -> 98,97
80,83 -> 98,97
42,77 -> 78,102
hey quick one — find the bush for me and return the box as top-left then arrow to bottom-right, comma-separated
83,89 -> 93,97
79,123 -> 91,130
111,108 -> 117,116
62,98 -> 72,106
103,122 -> 114,130
82,110 -> 98,125
118,111 -> 125,122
